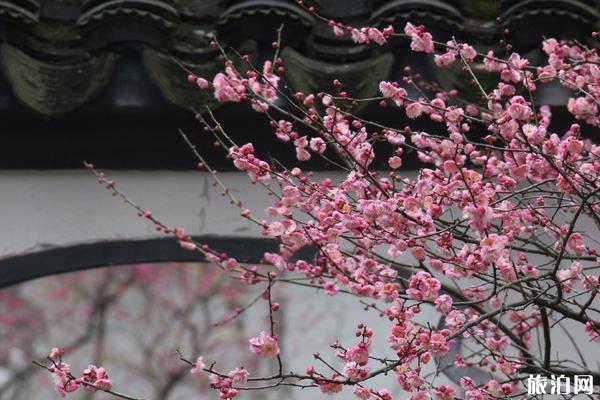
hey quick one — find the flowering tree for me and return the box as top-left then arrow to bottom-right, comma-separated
1,263 -> 266,399
34,4 -> 600,400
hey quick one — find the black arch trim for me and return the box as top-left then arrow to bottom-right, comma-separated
0,236 -> 317,288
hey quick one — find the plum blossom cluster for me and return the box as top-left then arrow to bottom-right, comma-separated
190,356 -> 250,400
541,39 -> 600,126
39,8 -> 600,400
45,348 -> 113,398
248,331 -> 280,358
190,58 -> 280,113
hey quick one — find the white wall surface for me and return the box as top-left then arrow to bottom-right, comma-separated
0,170 -> 311,257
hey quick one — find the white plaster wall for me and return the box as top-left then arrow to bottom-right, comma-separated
0,170 -> 310,256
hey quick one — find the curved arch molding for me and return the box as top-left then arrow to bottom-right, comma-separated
0,236 -> 317,288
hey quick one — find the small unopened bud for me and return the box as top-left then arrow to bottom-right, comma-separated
49,348 -> 61,359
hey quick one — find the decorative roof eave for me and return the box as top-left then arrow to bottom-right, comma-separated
0,0 -> 598,115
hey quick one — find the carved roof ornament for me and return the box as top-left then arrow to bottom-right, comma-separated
0,0 -> 598,115
282,47 -> 394,108
0,44 -> 116,114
